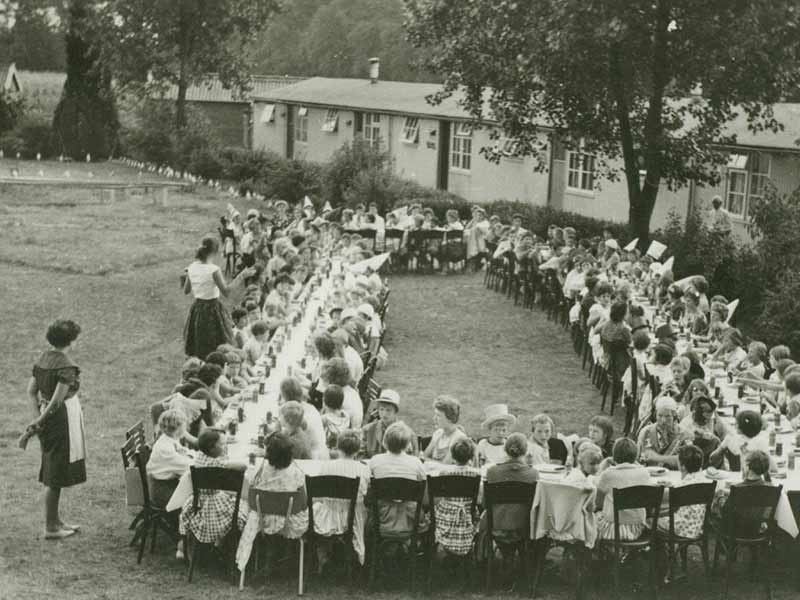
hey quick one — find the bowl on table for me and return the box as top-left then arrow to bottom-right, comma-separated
537,464 -> 567,474
647,466 -> 667,477
704,467 -> 730,480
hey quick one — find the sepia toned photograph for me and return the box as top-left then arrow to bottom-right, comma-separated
2,1 -> 800,599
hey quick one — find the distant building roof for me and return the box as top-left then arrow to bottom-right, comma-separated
718,103 -> 800,152
252,76 -> 494,122
1,63 -> 21,93
160,75 -> 307,104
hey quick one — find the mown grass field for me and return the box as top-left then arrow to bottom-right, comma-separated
0,160 -> 797,599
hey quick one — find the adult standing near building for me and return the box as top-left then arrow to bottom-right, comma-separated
709,195 -> 733,235
183,236 -> 255,359
23,319 -> 87,539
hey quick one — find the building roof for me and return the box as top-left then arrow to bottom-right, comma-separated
255,76 -> 800,152
718,103 -> 800,152
252,76 -> 493,122
0,63 -> 21,93
161,75 -> 307,104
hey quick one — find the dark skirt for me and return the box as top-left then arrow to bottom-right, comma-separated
149,477 -> 180,509
39,396 -> 87,488
184,298 -> 234,359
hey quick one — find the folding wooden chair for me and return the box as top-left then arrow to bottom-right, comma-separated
239,487 -> 308,594
368,477 -> 428,591
306,475 -> 360,588
483,480 -> 537,593
186,466 -> 245,583
426,474 -> 481,592
596,485 -> 664,599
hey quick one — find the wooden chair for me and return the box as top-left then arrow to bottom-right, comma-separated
657,481 -> 717,582
354,228 -> 377,252
596,485 -> 664,599
239,487 -> 308,594
483,480 -> 537,593
306,475 -> 360,587
186,466 -> 245,583
602,343 -> 630,415
125,420 -> 147,446
122,443 -> 179,563
440,229 -> 466,272
426,474 -> 481,592
712,484 -> 782,600
367,477 -> 428,591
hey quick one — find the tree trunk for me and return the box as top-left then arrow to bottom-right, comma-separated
629,182 -> 657,248
176,75 -> 187,130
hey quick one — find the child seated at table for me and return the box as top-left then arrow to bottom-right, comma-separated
243,320 -> 269,371
528,414 -> 569,466
178,429 -> 247,558
476,404 -> 516,466
709,410 -> 773,472
657,444 -> 707,538
225,351 -> 251,388
595,438 -> 651,540
565,441 -> 603,484
713,450 -> 774,538
231,308 -> 249,349
433,439 -> 481,557
321,385 -> 351,450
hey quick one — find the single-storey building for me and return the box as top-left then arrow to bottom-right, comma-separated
249,74 -> 800,235
160,75 -> 306,148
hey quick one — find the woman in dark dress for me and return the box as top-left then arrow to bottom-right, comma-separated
183,237 -> 255,359
24,320 -> 86,539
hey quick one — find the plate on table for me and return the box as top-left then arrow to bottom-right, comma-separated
741,395 -> 761,404
704,467 -> 730,480
647,466 -> 667,477
537,464 -> 566,474
779,427 -> 794,434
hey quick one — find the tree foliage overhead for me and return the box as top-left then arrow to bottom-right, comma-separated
248,0 -> 438,82
404,0 -> 800,240
52,0 -> 119,158
0,0 -> 66,71
93,0 -> 280,129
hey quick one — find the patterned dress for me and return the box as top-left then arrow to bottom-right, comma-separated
657,471 -> 708,538
179,454 -> 248,543
433,466 -> 481,555
33,350 -> 86,488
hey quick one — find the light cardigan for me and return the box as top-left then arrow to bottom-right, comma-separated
595,463 -> 651,526
146,434 -> 192,480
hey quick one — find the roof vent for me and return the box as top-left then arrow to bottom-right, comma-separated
369,57 -> 380,84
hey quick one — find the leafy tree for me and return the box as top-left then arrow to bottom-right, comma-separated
0,1 -> 66,71
94,0 -> 280,130
52,0 -> 119,158
321,138 -> 391,207
404,0 -> 800,243
0,90 -> 24,133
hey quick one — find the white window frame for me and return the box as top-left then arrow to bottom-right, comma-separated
402,117 -> 420,144
566,149 -> 595,193
450,122 -> 472,172
364,113 -> 381,148
725,168 -> 748,218
294,106 -> 308,143
259,104 -> 275,124
321,108 -> 339,133
724,151 -> 772,219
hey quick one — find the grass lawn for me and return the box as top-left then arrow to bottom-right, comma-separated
0,160 -> 797,599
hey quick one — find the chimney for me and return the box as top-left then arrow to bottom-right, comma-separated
369,57 -> 380,84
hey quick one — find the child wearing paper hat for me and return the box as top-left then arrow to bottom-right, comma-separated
476,404 -> 517,466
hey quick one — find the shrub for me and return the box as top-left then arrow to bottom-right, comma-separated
0,117 -> 54,157
0,90 -> 25,134
321,139 -> 392,207
755,269 -> 800,347
188,147 -> 226,180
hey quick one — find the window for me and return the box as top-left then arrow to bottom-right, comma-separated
402,117 -> 420,144
725,151 -> 771,219
364,113 -> 381,148
726,169 -> 748,217
500,137 -> 521,158
294,106 -> 308,143
748,152 -> 771,205
321,108 -> 339,133
450,122 -> 472,171
259,104 -> 275,124
567,150 -> 595,191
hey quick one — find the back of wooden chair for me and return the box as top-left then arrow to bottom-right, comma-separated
189,466 -> 245,535
427,474 -> 481,527
306,475 -> 360,537
121,426 -> 145,469
722,484 -> 782,540
253,487 -> 308,521
611,485 -> 664,545
126,420 -> 147,447
483,480 -> 537,538
667,481 -> 717,540
369,477 -> 426,540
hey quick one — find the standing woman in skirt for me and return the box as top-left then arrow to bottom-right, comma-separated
183,236 -> 255,359
24,319 -> 87,539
